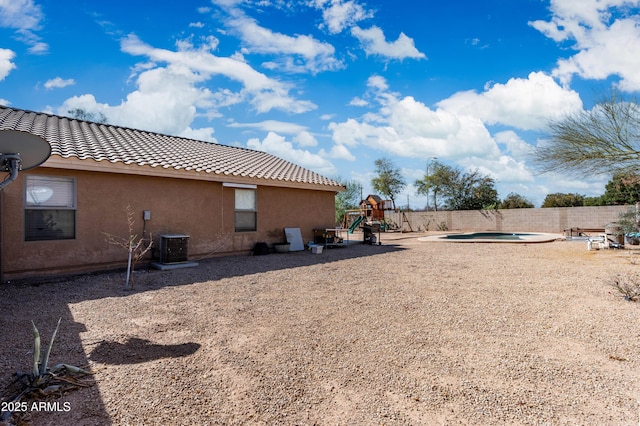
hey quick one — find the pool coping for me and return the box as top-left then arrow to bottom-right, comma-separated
417,232 -> 564,243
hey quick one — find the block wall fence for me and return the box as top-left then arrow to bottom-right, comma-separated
384,205 -> 633,234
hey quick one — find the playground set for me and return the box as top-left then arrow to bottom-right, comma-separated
340,194 -> 403,244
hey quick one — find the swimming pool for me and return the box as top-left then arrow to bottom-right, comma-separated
444,232 -> 531,240
418,232 -> 563,243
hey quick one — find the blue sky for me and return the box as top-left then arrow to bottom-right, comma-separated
1,0 -> 640,207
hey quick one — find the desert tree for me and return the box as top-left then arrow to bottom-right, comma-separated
334,178 -> 361,224
541,193 -> 585,208
499,192 -> 535,209
371,158 -> 405,210
415,160 -> 452,211
533,91 -> 640,176
418,162 -> 499,211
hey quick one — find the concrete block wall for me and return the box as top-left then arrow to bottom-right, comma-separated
385,205 -> 632,233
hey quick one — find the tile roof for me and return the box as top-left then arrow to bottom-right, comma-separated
0,106 -> 343,190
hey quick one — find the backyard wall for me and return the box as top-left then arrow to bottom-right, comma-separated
385,205 -> 632,234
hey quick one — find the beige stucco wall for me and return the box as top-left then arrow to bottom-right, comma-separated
1,168 -> 337,280
386,205 -> 632,233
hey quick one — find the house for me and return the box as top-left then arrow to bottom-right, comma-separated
0,106 -> 344,280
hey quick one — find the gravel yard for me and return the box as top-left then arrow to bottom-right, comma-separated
2,233 -> 640,425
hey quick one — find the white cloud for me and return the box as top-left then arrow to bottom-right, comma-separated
326,72 -> 585,195
247,132 -> 336,175
351,25 -> 426,60
228,119 -> 308,134
224,10 -> 343,74
320,143 -> 356,161
178,126 -> 217,143
349,96 -> 368,107
294,130 -> 318,147
0,1 -> 49,53
494,130 -> 534,158
0,48 -> 16,80
530,0 -> 640,91
0,0 -> 43,30
44,77 -> 75,90
458,155 -> 535,184
316,0 -> 373,34
437,72 -> 583,130
329,76 -> 500,160
120,34 -> 316,114
27,40 -> 48,54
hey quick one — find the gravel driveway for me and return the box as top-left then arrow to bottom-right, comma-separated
2,233 -> 640,425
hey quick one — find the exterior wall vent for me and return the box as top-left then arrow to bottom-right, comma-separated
159,234 -> 189,264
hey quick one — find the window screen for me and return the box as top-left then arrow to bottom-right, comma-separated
235,188 -> 256,232
25,176 -> 76,241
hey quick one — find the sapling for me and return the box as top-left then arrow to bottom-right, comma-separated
103,205 -> 153,290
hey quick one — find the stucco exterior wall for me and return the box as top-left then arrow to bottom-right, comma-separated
1,168 -> 337,280
385,205 -> 631,233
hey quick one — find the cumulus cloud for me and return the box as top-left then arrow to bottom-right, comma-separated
351,26 -> 426,60
247,132 -> 336,175
0,48 -> 16,80
329,75 -> 499,159
294,131 -> 318,147
437,72 -> 583,130
314,0 -> 373,34
120,34 -> 316,115
320,143 -> 356,161
494,130 -> 534,158
44,77 -> 75,90
326,73 -> 572,193
530,0 -> 640,91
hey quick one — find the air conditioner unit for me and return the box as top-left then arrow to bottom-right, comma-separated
159,234 -> 189,264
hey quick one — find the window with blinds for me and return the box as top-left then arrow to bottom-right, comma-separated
234,188 -> 257,232
24,176 -> 76,241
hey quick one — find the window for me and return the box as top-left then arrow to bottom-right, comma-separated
234,188 -> 256,232
24,176 -> 76,241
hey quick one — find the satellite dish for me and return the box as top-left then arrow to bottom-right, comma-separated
0,130 -> 51,190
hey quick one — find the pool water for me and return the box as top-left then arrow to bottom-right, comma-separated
442,232 -> 533,240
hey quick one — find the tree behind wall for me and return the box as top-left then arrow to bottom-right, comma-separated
541,193 -> 585,208
499,193 -> 535,209
602,172 -> 640,205
371,158 -> 405,210
335,178 -> 361,223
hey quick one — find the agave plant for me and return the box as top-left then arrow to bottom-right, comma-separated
1,319 -> 92,422
30,318 -> 90,387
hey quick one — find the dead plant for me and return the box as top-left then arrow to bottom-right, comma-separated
609,273 -> 640,301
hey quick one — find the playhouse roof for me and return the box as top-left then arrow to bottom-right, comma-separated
0,106 -> 343,191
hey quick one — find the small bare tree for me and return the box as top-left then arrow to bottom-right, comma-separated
104,205 -> 153,290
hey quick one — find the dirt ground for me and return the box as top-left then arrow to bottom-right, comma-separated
2,233 -> 640,425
